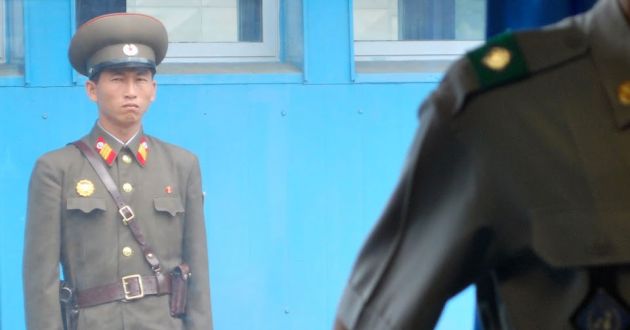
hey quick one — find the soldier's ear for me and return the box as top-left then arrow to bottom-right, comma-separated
85,80 -> 98,102
150,80 -> 157,102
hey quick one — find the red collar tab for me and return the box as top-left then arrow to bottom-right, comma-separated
95,136 -> 117,166
136,136 -> 149,166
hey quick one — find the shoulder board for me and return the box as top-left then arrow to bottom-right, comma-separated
428,19 -> 588,116
467,19 -> 588,92
466,32 -> 528,90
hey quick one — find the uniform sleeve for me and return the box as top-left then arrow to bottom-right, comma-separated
336,95 -> 499,330
23,157 -> 64,330
182,156 -> 213,330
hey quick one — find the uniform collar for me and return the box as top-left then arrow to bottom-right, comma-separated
85,123 -> 150,167
584,0 -> 630,129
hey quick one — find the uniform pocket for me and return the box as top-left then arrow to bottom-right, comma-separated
154,197 -> 185,217
530,208 -> 630,267
66,197 -> 107,214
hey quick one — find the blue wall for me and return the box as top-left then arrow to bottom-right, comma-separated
0,0 -> 475,329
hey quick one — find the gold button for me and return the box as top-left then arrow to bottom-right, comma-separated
122,246 -> 133,257
122,183 -> 133,193
618,81 -> 630,105
121,154 -> 133,164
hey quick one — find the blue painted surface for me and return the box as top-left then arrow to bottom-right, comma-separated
23,0 -> 73,86
303,0 -> 352,83
0,0 -> 477,329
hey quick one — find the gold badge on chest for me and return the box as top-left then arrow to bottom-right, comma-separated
76,179 -> 95,197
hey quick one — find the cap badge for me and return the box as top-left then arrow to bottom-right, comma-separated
76,179 -> 95,197
123,43 -> 139,56
482,46 -> 511,71
165,185 -> 173,194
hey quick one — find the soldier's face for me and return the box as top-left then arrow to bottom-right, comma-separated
86,68 -> 157,131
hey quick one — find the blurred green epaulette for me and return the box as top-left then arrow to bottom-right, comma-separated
427,31 -> 529,116
426,24 -> 586,117
466,31 -> 529,90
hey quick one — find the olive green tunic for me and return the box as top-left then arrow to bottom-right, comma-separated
24,124 -> 213,329
337,0 -> 630,329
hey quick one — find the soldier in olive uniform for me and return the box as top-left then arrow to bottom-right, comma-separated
23,13 -> 213,329
336,0 -> 630,329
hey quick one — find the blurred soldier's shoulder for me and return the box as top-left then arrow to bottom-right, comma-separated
426,19 -> 588,117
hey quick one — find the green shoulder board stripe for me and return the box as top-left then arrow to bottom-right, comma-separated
467,32 -> 529,90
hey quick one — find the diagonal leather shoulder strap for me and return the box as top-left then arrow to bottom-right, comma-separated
72,140 -> 164,274
74,141 -> 127,212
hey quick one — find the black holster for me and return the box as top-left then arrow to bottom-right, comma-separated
59,281 -> 78,330
169,263 -> 191,318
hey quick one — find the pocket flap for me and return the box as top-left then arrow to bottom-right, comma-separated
66,197 -> 107,213
531,208 -> 630,267
154,197 -> 185,216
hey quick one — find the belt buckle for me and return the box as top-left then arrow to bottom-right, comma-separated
119,205 -> 135,225
121,274 -> 144,301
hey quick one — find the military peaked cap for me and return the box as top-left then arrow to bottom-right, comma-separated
69,13 -> 168,78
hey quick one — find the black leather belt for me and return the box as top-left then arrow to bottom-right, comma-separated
76,274 -> 171,308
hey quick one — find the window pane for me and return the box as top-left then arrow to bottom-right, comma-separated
77,0 -> 126,26
454,0 -> 486,40
76,0 -> 263,43
237,0 -> 262,42
76,0 -> 275,62
354,0 -> 485,41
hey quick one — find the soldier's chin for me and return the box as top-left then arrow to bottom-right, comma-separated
118,115 -> 143,127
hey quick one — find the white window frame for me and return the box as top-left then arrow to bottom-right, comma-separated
355,40 -> 483,62
0,0 -> 5,64
163,0 -> 279,63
